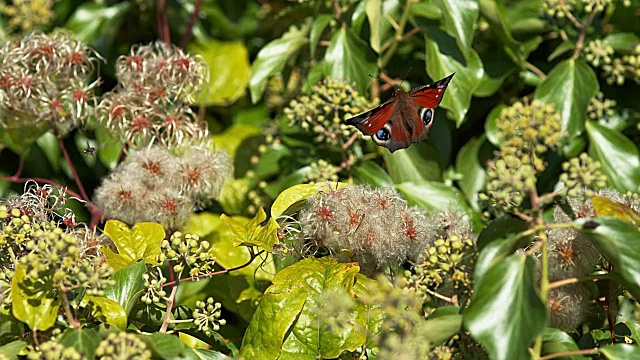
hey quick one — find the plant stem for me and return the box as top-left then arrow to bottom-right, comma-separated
53,126 -> 90,202
539,348 -> 599,360
179,0 -> 202,48
379,0 -> 414,69
572,6 -> 598,60
159,279 -> 179,333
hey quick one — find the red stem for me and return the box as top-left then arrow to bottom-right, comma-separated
53,126 -> 90,202
157,0 -> 171,46
180,0 -> 202,48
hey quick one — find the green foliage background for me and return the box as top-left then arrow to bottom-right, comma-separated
0,0 -> 640,359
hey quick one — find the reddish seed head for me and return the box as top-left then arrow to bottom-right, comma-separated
151,87 -> 166,100
164,114 -> 179,127
161,198 -> 178,214
176,57 -> 190,71
37,44 -> 55,58
142,160 -> 162,176
63,216 -> 77,227
403,217 -> 418,240
50,99 -> 64,114
70,51 -> 85,66
555,242 -> 576,267
0,75 -> 14,89
348,210 -> 361,228
118,190 -> 133,202
73,89 -> 87,102
127,55 -> 143,70
315,205 -> 334,222
19,76 -> 33,90
132,117 -> 151,132
186,169 -> 200,185
109,104 -> 125,119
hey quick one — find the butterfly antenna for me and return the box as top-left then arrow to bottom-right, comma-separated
399,67 -> 412,88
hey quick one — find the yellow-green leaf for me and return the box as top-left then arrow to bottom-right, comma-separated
101,220 -> 165,271
11,264 -> 60,331
82,295 -> 127,330
271,182 -> 348,218
221,207 -> 279,252
189,39 -> 250,106
592,196 -> 640,228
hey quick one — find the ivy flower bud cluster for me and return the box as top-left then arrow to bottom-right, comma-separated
560,153 -> 608,198
299,185 -> 428,274
602,43 -> 640,85
94,332 -> 152,360
97,42 -> 209,149
284,78 -> 373,146
193,297 -> 226,336
94,145 -> 232,229
406,209 -> 477,305
0,0 -> 54,32
480,99 -> 561,214
26,340 -> 83,360
141,271 -> 167,304
0,31 -> 100,129
587,91 -> 617,120
20,226 -> 113,296
156,232 -> 216,277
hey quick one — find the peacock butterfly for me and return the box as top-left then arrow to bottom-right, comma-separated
346,73 -> 454,152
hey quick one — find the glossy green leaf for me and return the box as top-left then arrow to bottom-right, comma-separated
422,314 -> 463,344
239,258 -> 381,360
101,220 -> 165,271
217,178 -> 251,215
189,39 -> 250,106
600,344 -> 640,359
478,0 -> 520,53
573,217 -> 640,299
103,261 -> 147,316
352,160 -> 394,187
542,328 -> 588,359
474,231 -> 532,282
0,313 -> 22,344
411,2 -> 443,20
249,24 -> 309,103
547,41 -> 575,61
36,132 -> 61,173
434,0 -> 479,56
211,124 -> 261,159
586,121 -> 640,192
309,15 -> 332,58
605,33 -> 640,52
484,103 -> 507,146
58,328 -> 101,359
455,135 -> 489,210
534,59 -> 598,136
94,124 -> 123,170
144,333 -> 195,360
365,0 -> 382,53
396,180 -> 470,213
192,349 -> 234,360
592,195 -> 640,227
11,263 -> 60,331
65,2 -> 130,50
270,182 -> 348,218
465,255 -> 547,360
0,340 -> 27,359
425,31 -> 484,126
221,207 -> 279,252
324,26 -> 377,94
476,215 -> 529,250
82,295 -> 127,330
0,118 -> 48,155
383,142 -> 442,183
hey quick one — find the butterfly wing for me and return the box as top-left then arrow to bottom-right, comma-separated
345,73 -> 454,152
405,73 -> 455,144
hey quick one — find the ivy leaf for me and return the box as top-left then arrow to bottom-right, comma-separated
65,2 -> 130,54
542,328 -> 588,359
424,29 -> 484,126
434,0 -> 479,56
239,258 -> 382,360
534,59 -> 598,137
465,255 -> 547,360
309,15 -> 332,58
58,328 -> 101,359
396,181 -> 470,213
600,344 -> 640,359
604,33 -> 640,52
324,25 -> 377,94
103,261 -> 146,316
101,220 -> 165,271
573,217 -> 640,299
455,135 -> 490,210
249,24 -> 309,103
82,295 -> 127,330
352,160 -> 394,187
383,142 -> 442,182
365,0 -> 382,53
221,207 -> 279,252
270,182 -> 348,218
11,263 -> 60,331
586,121 -> 640,193
189,39 -> 250,106
592,195 -> 640,227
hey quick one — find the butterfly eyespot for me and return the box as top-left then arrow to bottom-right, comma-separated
419,108 -> 433,125
375,128 -> 390,141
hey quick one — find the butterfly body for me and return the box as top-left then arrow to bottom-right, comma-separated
346,73 -> 454,152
